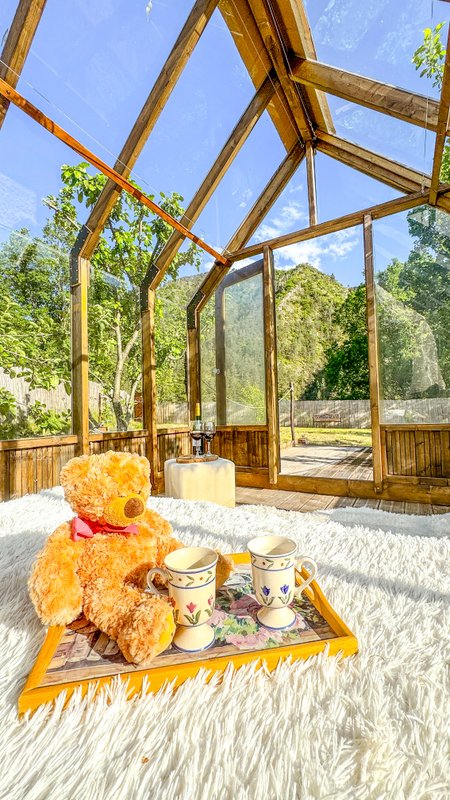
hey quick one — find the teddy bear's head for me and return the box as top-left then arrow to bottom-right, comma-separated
60,451 -> 151,525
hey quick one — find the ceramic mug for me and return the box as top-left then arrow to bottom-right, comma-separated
248,535 -> 317,630
147,546 -> 217,653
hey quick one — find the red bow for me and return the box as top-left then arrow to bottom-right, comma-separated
71,516 -> 139,542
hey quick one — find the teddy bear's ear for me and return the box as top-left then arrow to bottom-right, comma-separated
60,455 -> 91,491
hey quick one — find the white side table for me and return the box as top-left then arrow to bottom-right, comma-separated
164,457 -> 236,508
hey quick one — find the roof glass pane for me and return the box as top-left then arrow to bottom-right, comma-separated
315,152 -> 401,221
326,94 -> 435,173
8,1 -> 195,164
132,7 -> 258,219
0,1 -> 17,38
190,110 -> 286,265
248,159 -> 308,247
303,0 -> 450,100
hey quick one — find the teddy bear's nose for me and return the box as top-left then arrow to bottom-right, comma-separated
124,497 -> 145,518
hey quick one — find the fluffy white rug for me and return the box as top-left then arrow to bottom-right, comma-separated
0,489 -> 449,800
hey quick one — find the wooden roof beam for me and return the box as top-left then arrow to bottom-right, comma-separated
272,0 -> 334,133
290,56 -> 440,132
429,27 -> 450,204
80,0 -> 219,260
246,0 -> 314,142
148,74 -> 276,291
0,0 -> 47,128
316,130 -> 430,194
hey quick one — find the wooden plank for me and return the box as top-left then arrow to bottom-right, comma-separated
0,0 -> 47,128
273,0 -> 334,133
363,214 -> 383,490
0,435 -> 77,451
0,78 -> 230,268
263,246 -> 280,485
290,57 -> 439,132
246,0 -> 313,141
316,131 -> 429,194
229,189 -> 432,261
219,0 -> 298,151
71,256 -> 89,455
305,141 -> 318,225
149,76 -> 275,289
141,291 -> 158,487
429,26 -> 450,204
79,0 -> 218,258
441,430 -> 450,478
187,325 -> 201,421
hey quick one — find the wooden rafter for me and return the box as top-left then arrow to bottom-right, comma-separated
0,0 -> 46,128
305,141 -> 317,225
429,26 -> 450,205
246,0 -> 313,141
80,0 -> 218,260
149,74 -> 276,291
0,78 -> 230,267
273,0 -> 333,133
290,57 -> 440,133
219,0 -> 298,151
316,130 -> 430,194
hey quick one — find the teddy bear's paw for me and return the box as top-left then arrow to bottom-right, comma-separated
116,596 -> 175,665
216,552 -> 234,588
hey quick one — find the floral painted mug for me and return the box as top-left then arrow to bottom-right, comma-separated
147,546 -> 217,653
248,535 -> 317,630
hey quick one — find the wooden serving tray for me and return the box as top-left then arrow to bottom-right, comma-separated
19,554 -> 358,715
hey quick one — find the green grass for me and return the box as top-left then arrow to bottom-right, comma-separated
280,426 -> 372,448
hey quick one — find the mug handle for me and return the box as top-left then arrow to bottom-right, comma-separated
147,567 -> 170,596
294,557 -> 317,596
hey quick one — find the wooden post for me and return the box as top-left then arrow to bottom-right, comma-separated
363,214 -> 383,492
215,287 -> 227,425
141,288 -> 159,488
70,230 -> 90,456
290,382 -> 296,447
263,246 -> 280,485
305,141 -> 318,226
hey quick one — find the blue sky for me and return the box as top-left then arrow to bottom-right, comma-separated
1,0 -> 449,288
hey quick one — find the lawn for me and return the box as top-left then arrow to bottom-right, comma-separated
280,426 -> 373,448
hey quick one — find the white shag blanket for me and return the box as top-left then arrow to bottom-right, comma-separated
0,489 -> 449,800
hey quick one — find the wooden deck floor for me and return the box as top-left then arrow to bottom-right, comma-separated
280,445 -> 373,479
236,486 -> 450,515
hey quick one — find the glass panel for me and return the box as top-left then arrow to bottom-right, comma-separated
0,106 -> 72,439
327,94 -> 434,173
315,152 -> 401,221
373,204 -> 450,424
0,1 -> 18,38
200,264 -> 266,425
152,108 -> 286,268
155,273 -> 204,428
275,227 -> 373,479
133,8 -> 258,211
248,159 -> 308,246
10,0 -> 198,166
303,0 -> 450,100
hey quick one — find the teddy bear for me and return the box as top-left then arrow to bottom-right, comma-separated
28,450 -> 233,665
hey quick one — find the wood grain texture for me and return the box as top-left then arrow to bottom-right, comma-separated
290,57 -> 439,131
384,427 -> 450,479
71,257 -> 90,455
363,215 -> 383,490
0,0 -> 47,127
305,141 -> 317,226
79,0 -> 218,258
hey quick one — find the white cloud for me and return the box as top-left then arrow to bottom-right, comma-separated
277,228 -> 359,269
255,201 -> 308,242
0,174 -> 36,230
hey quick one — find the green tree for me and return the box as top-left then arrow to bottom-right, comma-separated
0,163 -> 201,434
